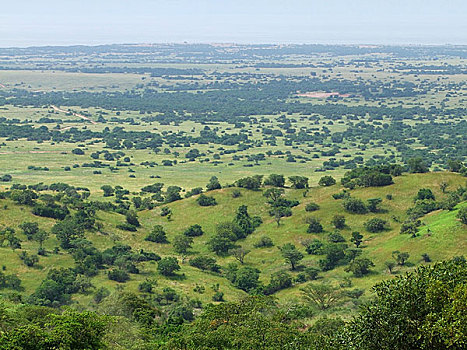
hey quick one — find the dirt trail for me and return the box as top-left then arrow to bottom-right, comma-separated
51,105 -> 97,124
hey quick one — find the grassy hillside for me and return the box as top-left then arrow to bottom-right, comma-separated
0,171 -> 465,315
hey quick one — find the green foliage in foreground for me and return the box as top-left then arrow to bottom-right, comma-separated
0,258 -> 465,349
346,258 -> 467,350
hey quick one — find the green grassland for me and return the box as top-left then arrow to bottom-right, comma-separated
1,172 -> 465,314
0,44 -> 465,328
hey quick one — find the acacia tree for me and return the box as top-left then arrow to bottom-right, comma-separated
300,283 -> 342,310
279,243 -> 303,270
229,247 -> 250,264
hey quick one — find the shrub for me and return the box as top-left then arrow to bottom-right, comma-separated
116,223 -> 137,232
457,206 -> 467,225
157,257 -> 181,276
306,217 -> 323,233
145,225 -> 168,243
332,191 -> 350,200
264,271 -> 293,295
328,231 -> 346,243
304,266 -> 320,280
343,197 -> 368,214
345,258 -> 375,277
304,239 -> 324,255
196,194 -> 217,206
185,187 -> 203,198
0,174 -> 12,182
305,202 -> 320,212
236,175 -> 263,190
331,215 -> 346,229
189,256 -> 220,272
318,176 -> 336,187
183,224 -> 204,237
364,218 -> 389,233
231,189 -> 242,198
212,291 -> 224,302
19,251 -> 39,267
138,281 -> 153,293
108,269 -> 130,282
415,188 -> 435,201
254,236 -> 274,248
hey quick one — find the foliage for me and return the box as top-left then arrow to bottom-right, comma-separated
456,206 -> 467,225
145,225 -> 168,243
331,215 -> 346,229
279,243 -> 304,270
343,197 -> 368,214
196,194 -> 217,206
172,235 -> 193,255
364,218 -> 389,233
305,202 -> 320,212
306,217 -> 324,233
346,259 -> 467,350
183,224 -> 204,237
319,176 -> 336,187
158,257 -> 181,276
345,258 -> 375,277
301,283 -> 343,310
254,236 -> 274,248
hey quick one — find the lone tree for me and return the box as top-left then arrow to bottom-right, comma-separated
34,229 -> 49,254
229,247 -> 250,264
385,261 -> 396,274
392,250 -> 410,266
206,176 -> 221,191
172,235 -> 193,255
300,283 -> 342,310
272,206 -> 290,227
263,188 -> 284,204
263,174 -> 285,187
279,243 -> 303,270
439,181 -> 449,193
350,231 -> 363,248
145,225 -> 168,243
367,198 -> 382,213
289,176 -> 309,189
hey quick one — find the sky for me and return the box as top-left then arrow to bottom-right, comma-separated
0,0 -> 466,47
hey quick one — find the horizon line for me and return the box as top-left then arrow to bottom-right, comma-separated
1,42 -> 466,49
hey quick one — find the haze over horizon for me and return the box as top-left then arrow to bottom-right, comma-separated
1,0 -> 466,47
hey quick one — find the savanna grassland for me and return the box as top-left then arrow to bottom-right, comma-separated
0,44 -> 466,349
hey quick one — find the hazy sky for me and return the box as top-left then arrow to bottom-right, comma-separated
1,0 -> 466,47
